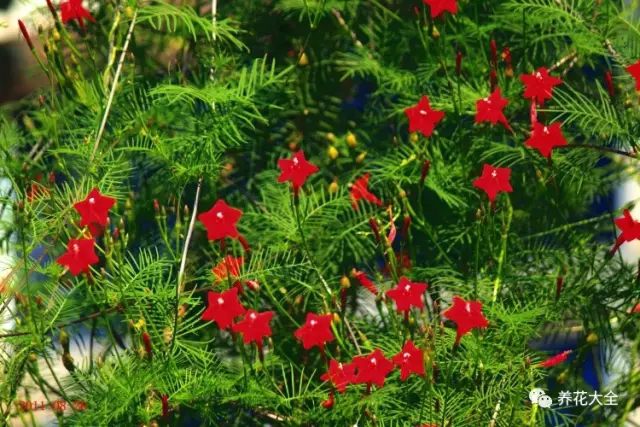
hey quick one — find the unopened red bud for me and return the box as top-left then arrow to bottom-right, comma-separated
420,159 -> 431,185
368,217 -> 381,242
18,20 -> 34,51
142,332 -> 153,359
604,71 -> 615,97
401,215 -> 412,239
555,276 -> 564,300
489,69 -> 498,92
161,395 -> 169,417
246,279 -> 260,291
46,0 -> 57,18
456,51 -> 463,76
153,199 -> 159,212
112,227 -> 120,239
490,39 -> 498,68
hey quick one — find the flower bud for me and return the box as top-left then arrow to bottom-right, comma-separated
340,275 -> 350,289
327,146 -> 338,160
346,132 -> 357,148
355,152 -> 367,164
18,20 -> 34,51
328,180 -> 338,194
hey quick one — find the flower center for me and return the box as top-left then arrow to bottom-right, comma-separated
403,352 -> 411,359
535,72 -> 542,79
89,197 -> 95,205
250,312 -> 257,320
419,110 -> 428,116
370,357 -> 377,365
484,97 -> 490,103
310,319 -> 317,326
216,212 -> 224,219
543,126 -> 549,135
465,302 -> 471,313
491,170 -> 497,178
217,297 -> 224,305
72,243 -> 80,254
404,285 -> 411,292
293,157 -> 299,166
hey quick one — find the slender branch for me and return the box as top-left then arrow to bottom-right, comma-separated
556,144 -> 637,159
90,10 -> 138,162
170,177 -> 203,351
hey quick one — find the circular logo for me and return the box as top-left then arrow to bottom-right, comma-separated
538,394 -> 553,408
529,388 -> 545,404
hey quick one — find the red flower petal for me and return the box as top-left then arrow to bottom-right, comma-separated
198,199 -> 243,241
475,88 -> 511,130
277,150 -> 319,195
294,312 -> 334,350
392,340 -> 425,381
350,174 -> 382,209
352,349 -> 394,388
385,277 -> 428,313
472,164 -> 513,203
56,238 -> 99,276
404,96 -> 445,137
60,0 -> 96,26
442,296 -> 489,346
611,209 -> 640,254
321,359 -> 356,393
231,309 -> 274,344
520,67 -> 562,104
626,60 -> 640,91
202,287 -> 246,330
73,188 -> 116,228
422,0 -> 458,18
524,122 -> 568,159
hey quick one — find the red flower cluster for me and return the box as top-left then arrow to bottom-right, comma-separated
321,340 -> 425,397
202,287 -> 274,346
57,188 -> 116,276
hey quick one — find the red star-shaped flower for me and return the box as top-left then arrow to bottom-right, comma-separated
198,199 -> 243,241
404,96 -> 445,138
392,340 -> 425,381
352,349 -> 395,388
422,0 -> 458,18
538,350 -> 572,368
385,276 -> 428,313
277,150 -> 319,196
472,164 -> 513,203
626,60 -> 640,90
56,238 -> 99,276
320,359 -> 356,393
475,88 -> 511,130
231,309 -> 274,345
350,174 -> 382,209
524,122 -> 568,159
520,67 -> 562,104
442,296 -> 489,346
73,188 -> 116,228
294,312 -> 335,350
212,256 -> 243,283
60,0 -> 96,26
611,209 -> 640,254
201,287 -> 246,330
